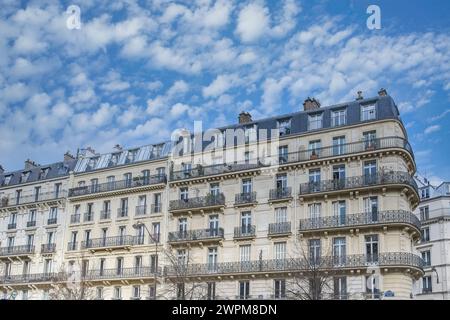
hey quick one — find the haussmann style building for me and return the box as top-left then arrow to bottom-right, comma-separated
0,89 -> 425,300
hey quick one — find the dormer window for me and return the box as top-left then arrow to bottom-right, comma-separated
39,168 -> 49,180
308,113 -> 323,130
331,109 -> 346,127
58,164 -> 69,174
87,157 -> 99,171
20,171 -> 31,183
361,104 -> 376,121
277,118 -> 291,136
153,144 -> 163,158
126,149 -> 139,163
4,175 -> 12,186
109,153 -> 121,167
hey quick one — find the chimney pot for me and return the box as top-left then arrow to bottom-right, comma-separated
356,91 -> 364,100
238,112 -> 252,124
64,151 -> 75,161
378,88 -> 388,96
303,97 -> 321,111
24,159 -> 39,170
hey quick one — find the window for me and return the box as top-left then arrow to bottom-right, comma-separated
276,173 -> 287,190
239,245 -> 251,263
107,176 -> 115,189
90,178 -> 98,192
309,169 -> 321,192
209,215 -> 219,234
22,290 -> 28,300
308,113 -> 323,130
70,232 -> 77,250
332,136 -> 346,156
361,103 -> 376,121
42,290 -> 49,300
132,285 -> 141,299
210,183 -> 220,196
422,251 -> 431,266
54,183 -> 62,198
244,124 -> 256,143
178,218 -> 187,233
242,178 -> 252,194
207,247 -> 218,271
334,277 -> 347,299
124,172 -> 132,187
150,254 -> 158,273
420,187 -> 430,199
152,223 -> 160,242
182,163 -> 192,176
116,257 -> 124,275
177,249 -> 187,265
274,242 -> 286,260
277,118 -> 291,136
365,235 -> 379,263
333,201 -> 346,225
156,167 -> 165,177
142,170 -> 150,183
363,131 -> 377,150
153,193 -> 162,213
422,227 -> 430,242
239,281 -> 250,299
28,210 -> 36,225
274,279 -> 286,299
308,203 -> 321,223
34,186 -> 41,201
3,175 -> 12,186
27,234 -> 34,247
332,165 -> 346,182
309,140 -> 321,158
119,198 -> 128,217
148,285 -> 156,300
44,259 -> 52,274
332,237 -> 346,265
177,283 -> 185,299
126,149 -> 138,163
423,276 -> 432,293
114,287 -> 122,300
20,171 -> 30,183
419,206 -> 429,221
363,160 -> 377,184
365,275 -> 380,299
207,282 -> 216,300
309,239 -> 321,264
39,168 -> 49,180
7,236 -> 15,248
331,109 -> 346,127
275,207 -> 287,223
278,145 -> 288,164
15,190 -> 21,204
240,212 -> 252,234
180,187 -> 188,201
110,153 -> 121,166
364,197 -> 379,221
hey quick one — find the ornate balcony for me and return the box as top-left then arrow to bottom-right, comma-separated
26,221 -> 36,228
168,228 -> 224,245
47,217 -> 57,225
234,225 -> 256,239
70,214 -> 81,224
81,235 -> 137,251
83,267 -> 160,282
169,137 -> 414,182
298,171 -> 418,197
234,192 -> 257,207
0,245 -> 35,259
68,175 -> 166,198
269,187 -> 292,202
67,242 -> 78,251
41,243 -> 56,254
298,210 -> 421,236
268,222 -> 292,237
164,252 -> 424,278
7,223 -> 16,230
0,190 -> 67,209
169,193 -> 225,214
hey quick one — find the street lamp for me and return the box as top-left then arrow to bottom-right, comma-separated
132,221 -> 159,299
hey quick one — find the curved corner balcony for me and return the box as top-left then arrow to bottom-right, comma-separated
169,137 -> 414,183
68,174 -> 166,199
298,210 -> 421,236
299,171 -> 418,198
0,245 -> 35,260
168,228 -> 225,246
169,193 -> 225,214
163,252 -> 424,278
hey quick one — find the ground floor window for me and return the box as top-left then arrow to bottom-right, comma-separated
274,279 -> 286,299
238,281 -> 250,300
207,282 -> 216,300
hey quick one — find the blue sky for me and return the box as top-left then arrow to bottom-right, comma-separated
0,0 -> 449,184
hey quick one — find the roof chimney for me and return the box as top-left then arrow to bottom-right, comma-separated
356,91 -> 364,100
0,165 -> 4,174
64,151 -> 75,161
114,144 -> 123,151
238,111 -> 252,124
24,159 -> 39,170
303,97 -> 321,111
378,88 -> 388,97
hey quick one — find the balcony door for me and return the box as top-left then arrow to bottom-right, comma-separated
332,237 -> 346,266
333,201 -> 346,226
365,235 -> 379,263
239,245 -> 251,271
239,281 -> 250,300
309,203 -> 321,227
332,136 -> 346,156
209,215 -> 219,236
309,239 -> 321,265
364,197 -> 378,222
363,161 -> 377,185
116,258 -> 123,275
276,174 -> 287,190
207,247 -> 218,272
275,207 -> 287,223
332,165 -> 346,189
242,179 -> 252,194
363,131 -> 377,150
309,169 -> 321,192
241,212 -> 252,234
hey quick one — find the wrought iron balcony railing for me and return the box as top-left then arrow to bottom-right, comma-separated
169,137 -> 414,182
117,207 -> 128,218
67,242 -> 78,251
298,171 -> 418,196
168,228 -> 225,243
100,210 -> 111,220
84,212 -> 94,222
70,214 -> 81,224
164,252 -> 424,277
234,225 -> 256,238
0,245 -> 35,257
299,210 -> 421,232
269,187 -> 292,201
268,222 -> 292,235
26,221 -> 36,228
0,190 -> 67,208
68,174 -> 166,197
41,243 -> 56,254
0,273 -> 57,284
135,205 -> 147,216
47,218 -> 57,225
7,223 -> 16,230
81,235 -> 136,250
235,192 -> 257,205
169,193 -> 225,211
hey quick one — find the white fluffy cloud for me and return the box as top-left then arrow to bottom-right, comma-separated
236,3 -> 269,43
